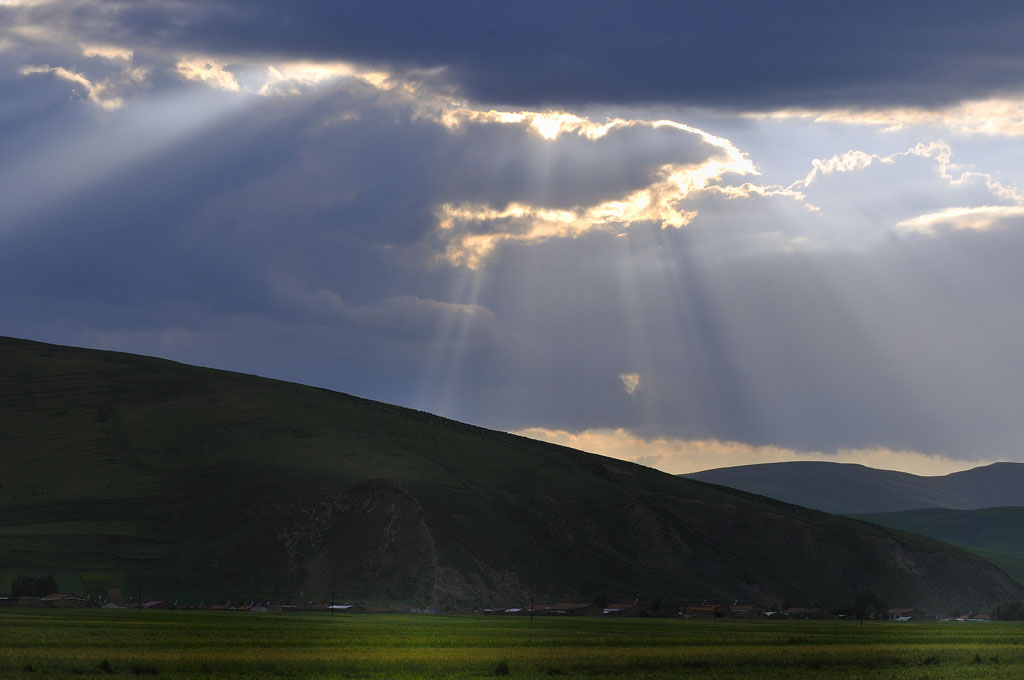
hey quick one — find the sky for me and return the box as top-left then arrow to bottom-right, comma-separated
4,1 -> 1024,475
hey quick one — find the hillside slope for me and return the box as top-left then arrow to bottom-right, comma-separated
853,508 -> 1024,584
686,461 -> 1024,514
1,336 -> 1021,612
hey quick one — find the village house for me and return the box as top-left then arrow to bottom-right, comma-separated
729,601 -> 767,619
603,602 -> 647,617
545,602 -> 605,617
888,607 -> 928,621
524,604 -> 556,616
685,602 -> 728,619
41,593 -> 97,609
328,603 -> 367,613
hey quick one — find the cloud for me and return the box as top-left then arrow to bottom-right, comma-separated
15,33 -> 150,110
619,373 -> 640,395
751,97 -> 1024,137
81,43 -> 132,60
8,1 -> 1023,111
175,55 -> 240,91
513,427 -> 990,477
18,64 -> 128,109
257,62 -> 392,96
795,141 -> 969,190
433,116 -> 759,268
896,205 -> 1024,234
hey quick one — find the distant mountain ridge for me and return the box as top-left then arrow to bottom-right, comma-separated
1,336 -> 1022,613
685,461 -> 1024,515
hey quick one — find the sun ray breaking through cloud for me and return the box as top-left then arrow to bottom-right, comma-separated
431,117 -> 771,268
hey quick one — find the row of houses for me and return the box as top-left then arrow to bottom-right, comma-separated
0,593 -> 100,609
0,593 -> 289,612
478,602 -> 648,617
1,594 -> 955,621
680,601 -> 938,621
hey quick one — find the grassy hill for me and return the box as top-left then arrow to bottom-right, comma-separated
1,336 -> 1021,612
685,461 -> 1024,514
853,507 -> 1024,584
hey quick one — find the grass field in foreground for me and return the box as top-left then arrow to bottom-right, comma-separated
3,611 -> 1024,679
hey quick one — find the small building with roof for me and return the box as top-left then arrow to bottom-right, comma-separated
888,607 -> 928,621
603,602 -> 647,617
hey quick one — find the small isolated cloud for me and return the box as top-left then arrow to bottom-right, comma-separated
619,373 -> 640,395
512,427 -> 987,477
81,43 -> 132,61
176,56 -> 240,92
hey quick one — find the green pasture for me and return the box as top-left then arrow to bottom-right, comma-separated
2,610 -> 1024,679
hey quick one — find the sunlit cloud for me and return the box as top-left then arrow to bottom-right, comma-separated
171,54 -> 395,97
896,205 -> 1024,235
790,140 -> 1024,227
752,97 -> 1024,137
18,64 -> 129,110
81,43 -> 133,61
176,56 -> 240,92
513,427 -> 988,477
441,108 -> 633,141
18,36 -> 149,111
257,61 -> 391,96
795,141 -> 963,189
619,373 -> 640,395
433,116 -> 763,268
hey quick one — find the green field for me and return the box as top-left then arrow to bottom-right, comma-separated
1,610 -> 1022,679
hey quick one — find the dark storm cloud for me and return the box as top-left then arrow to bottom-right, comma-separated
7,0 -> 1024,109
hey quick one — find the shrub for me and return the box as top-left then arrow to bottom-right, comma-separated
10,574 -> 59,598
994,600 -> 1024,621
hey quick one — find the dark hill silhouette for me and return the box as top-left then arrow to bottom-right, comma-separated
1,336 -> 1021,612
